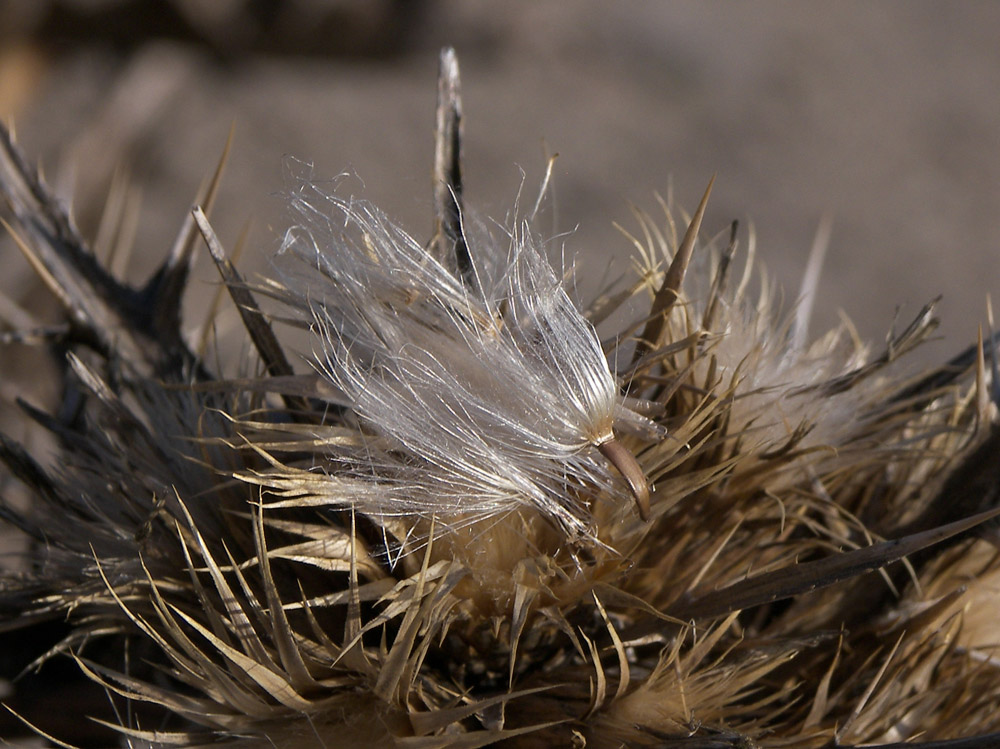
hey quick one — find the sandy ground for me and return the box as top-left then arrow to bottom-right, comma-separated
2,1 -> 999,366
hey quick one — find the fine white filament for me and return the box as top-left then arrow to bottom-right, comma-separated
274,174 -> 633,537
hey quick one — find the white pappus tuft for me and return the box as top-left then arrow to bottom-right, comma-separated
268,172 -> 650,539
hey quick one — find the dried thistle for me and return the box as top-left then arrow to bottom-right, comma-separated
3,48 -> 1000,748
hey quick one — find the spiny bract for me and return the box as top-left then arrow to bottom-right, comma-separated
2,48 -> 1000,748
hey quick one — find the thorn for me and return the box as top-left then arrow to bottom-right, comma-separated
976,325 -> 989,426
430,47 -> 469,279
632,175 -> 714,365
147,124 -> 235,336
196,218 -> 251,359
193,206 -> 308,415
793,212 -> 833,351
702,219 -> 738,331
988,294 -> 1000,408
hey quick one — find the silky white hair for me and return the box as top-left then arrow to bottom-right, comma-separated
265,173 -> 636,539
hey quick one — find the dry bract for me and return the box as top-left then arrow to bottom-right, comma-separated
2,50 -> 1000,748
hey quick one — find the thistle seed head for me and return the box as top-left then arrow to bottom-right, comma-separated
2,49 -> 1000,748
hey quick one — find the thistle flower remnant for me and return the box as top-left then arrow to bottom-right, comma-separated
267,168 -> 641,534
3,48 -> 1000,748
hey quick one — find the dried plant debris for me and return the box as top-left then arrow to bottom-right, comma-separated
3,48 -> 1000,748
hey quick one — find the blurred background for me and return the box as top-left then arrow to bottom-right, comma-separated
2,0 -> 999,362
0,2 -> 999,743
